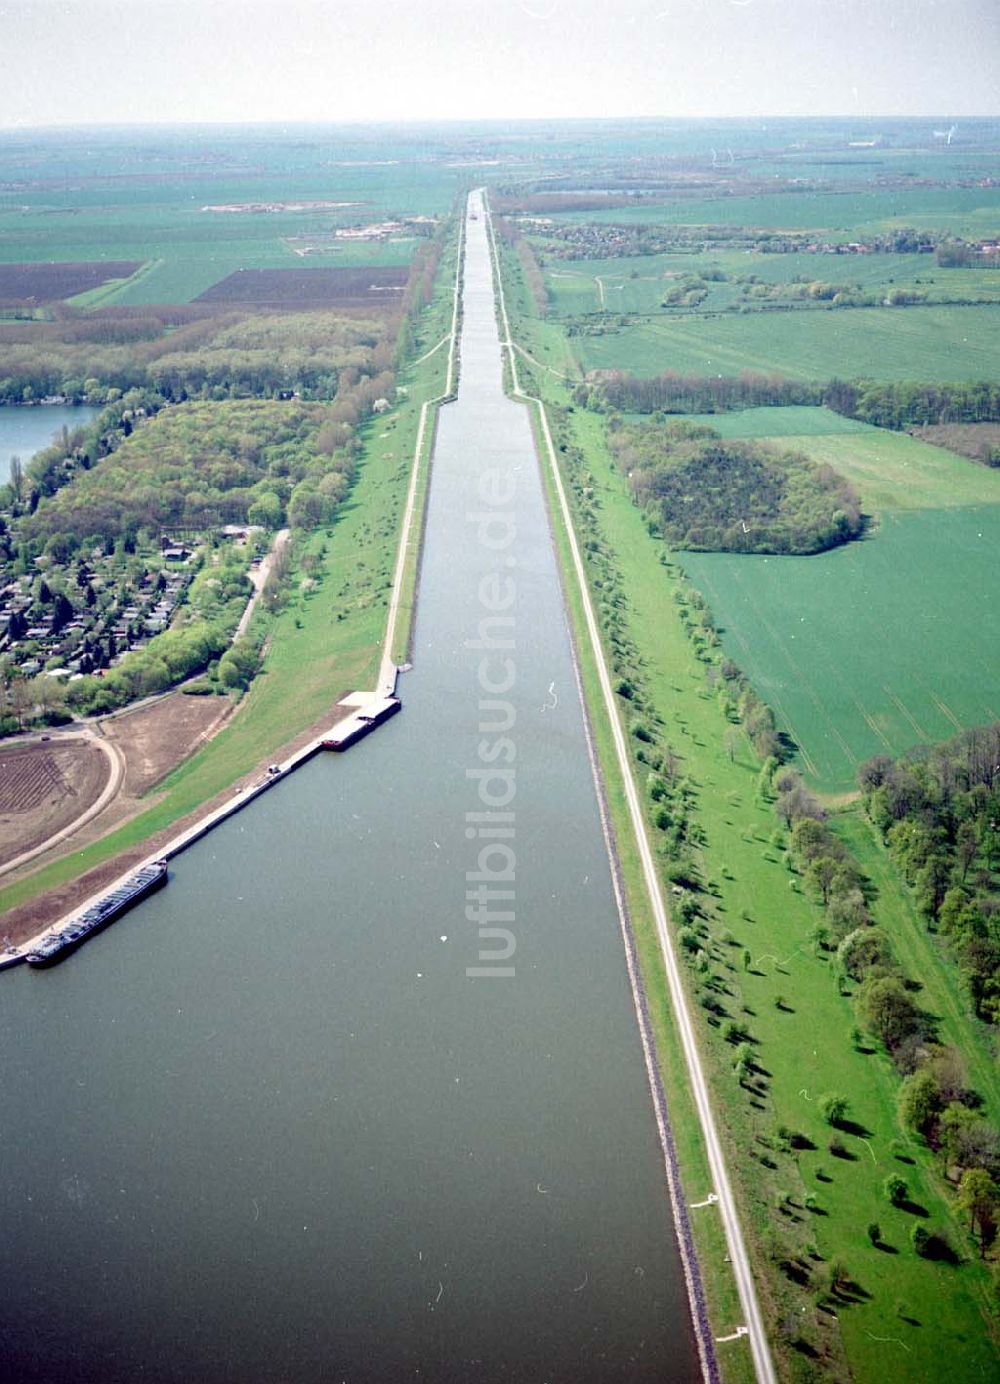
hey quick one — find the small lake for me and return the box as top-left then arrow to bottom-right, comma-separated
0,405 -> 99,484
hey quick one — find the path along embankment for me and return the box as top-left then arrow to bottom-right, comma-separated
2,215 -> 464,969
484,191 -> 774,1384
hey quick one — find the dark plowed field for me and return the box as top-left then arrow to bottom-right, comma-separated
194,265 -> 408,309
0,261 -> 142,304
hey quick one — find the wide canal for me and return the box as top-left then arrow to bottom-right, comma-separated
0,195 -> 698,1382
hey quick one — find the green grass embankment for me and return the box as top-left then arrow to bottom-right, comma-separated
526,398 -> 755,1384
389,222 -> 462,664
389,398 -> 438,667
549,402 -> 1000,1382
0,222 -> 461,917
493,237 -> 759,1383
498,241 -> 1000,1381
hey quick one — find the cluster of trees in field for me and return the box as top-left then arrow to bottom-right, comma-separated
532,220 -> 940,261
0,307 -> 392,404
582,368 -> 822,414
661,270 -> 727,308
608,417 -> 862,555
837,729 -> 1000,1254
396,231 -> 445,347
859,726 -> 1000,1028
937,240 -> 1000,268
737,280 -> 938,310
580,369 -> 1000,432
779,772 -> 936,1058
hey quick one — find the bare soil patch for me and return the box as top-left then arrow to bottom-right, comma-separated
0,696 -> 356,948
0,740 -> 109,868
194,265 -> 407,309
202,200 -> 360,213
908,422 -> 1000,466
0,692 -> 229,884
104,691 -> 233,797
0,261 -> 141,305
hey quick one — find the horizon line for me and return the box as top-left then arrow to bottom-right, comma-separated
1,113 -> 998,135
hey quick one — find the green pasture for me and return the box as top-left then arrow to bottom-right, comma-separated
542,250 -> 1000,319
753,149 -> 1000,183
681,406 -> 871,438
502,160 -> 1000,1380
0,207 -> 424,306
572,303 -> 1000,381
687,411 -> 1000,509
556,184 -> 1000,237
0,137 -> 462,305
548,396 -> 1000,1380
778,427 -> 1000,512
683,505 -> 1000,792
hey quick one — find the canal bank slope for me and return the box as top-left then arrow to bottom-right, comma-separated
484,192 -> 774,1384
2,192 -> 701,1384
0,217 -> 464,944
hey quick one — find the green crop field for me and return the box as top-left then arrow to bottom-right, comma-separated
681,405 -> 871,437
556,184 -> 1000,237
671,418 -> 1000,790
571,303 -> 1000,380
535,391 -> 1000,1382
683,505 -> 1000,791
778,427 -> 1000,511
543,251 -> 1000,319
685,411 -> 1000,507
500,223 -> 1000,1379
0,129 -> 466,305
101,239 -> 421,307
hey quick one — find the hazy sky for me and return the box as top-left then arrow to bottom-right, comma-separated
1,0 -> 997,128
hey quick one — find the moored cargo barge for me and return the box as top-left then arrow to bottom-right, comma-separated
25,860 -> 169,967
321,696 -> 401,751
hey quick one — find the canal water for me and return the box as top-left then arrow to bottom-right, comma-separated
0,404 -> 99,485
0,196 -> 698,1382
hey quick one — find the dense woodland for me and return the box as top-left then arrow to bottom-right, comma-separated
10,394 -> 387,550
532,220 -> 941,261
860,727 -> 1000,1030
582,369 -> 1000,432
0,307 -> 394,404
608,417 -> 863,555
830,379 -> 1000,431
0,222 -> 450,727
